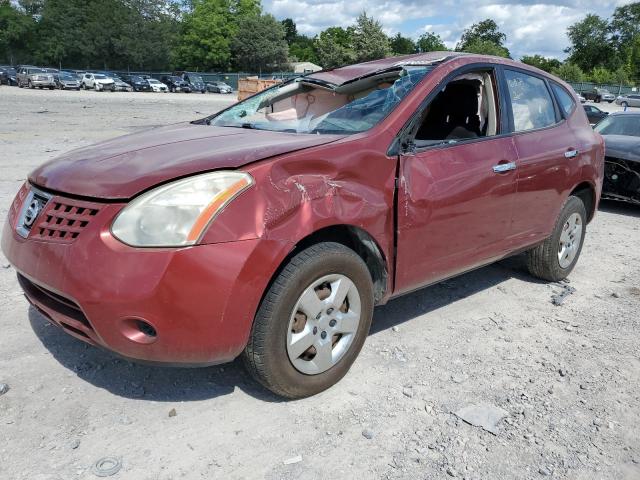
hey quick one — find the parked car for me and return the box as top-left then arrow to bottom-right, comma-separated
594,112 -> 640,204
160,75 -> 191,93
54,71 -> 81,90
1,53 -> 604,398
175,71 -> 206,93
16,66 -> 56,89
95,72 -> 132,92
615,93 -> 640,109
583,87 -> 616,103
583,104 -> 608,125
146,78 -> 168,93
576,92 -> 586,103
81,73 -> 115,91
0,66 -> 18,86
207,80 -> 233,93
121,75 -> 151,92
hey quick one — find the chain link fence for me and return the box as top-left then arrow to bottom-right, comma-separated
568,82 -> 639,96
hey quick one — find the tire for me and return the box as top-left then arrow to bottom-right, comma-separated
243,242 -> 374,399
527,196 -> 587,282
28,80 -> 33,89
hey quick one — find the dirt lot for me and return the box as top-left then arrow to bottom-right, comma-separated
0,87 -> 639,480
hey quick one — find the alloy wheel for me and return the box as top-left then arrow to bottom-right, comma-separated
286,274 -> 361,375
558,213 -> 582,268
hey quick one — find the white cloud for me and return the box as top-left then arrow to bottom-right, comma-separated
263,0 -> 637,59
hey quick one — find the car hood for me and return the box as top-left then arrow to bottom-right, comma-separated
604,135 -> 640,162
29,123 -> 344,199
96,79 -> 114,83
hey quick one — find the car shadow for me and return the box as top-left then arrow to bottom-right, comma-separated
30,253 -> 535,402
599,199 -> 640,218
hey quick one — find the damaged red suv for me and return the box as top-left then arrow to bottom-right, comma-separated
2,53 -> 603,398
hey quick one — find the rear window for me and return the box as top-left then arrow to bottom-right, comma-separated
505,70 -> 557,132
551,83 -> 576,117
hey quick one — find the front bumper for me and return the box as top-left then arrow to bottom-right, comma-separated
31,80 -> 56,87
2,185 -> 291,364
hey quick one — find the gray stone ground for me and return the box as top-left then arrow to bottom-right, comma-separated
0,87 -> 639,480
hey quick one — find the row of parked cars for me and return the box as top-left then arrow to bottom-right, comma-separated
0,65 -> 234,94
576,87 -> 640,108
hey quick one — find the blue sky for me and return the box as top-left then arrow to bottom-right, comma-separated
263,0 -> 634,60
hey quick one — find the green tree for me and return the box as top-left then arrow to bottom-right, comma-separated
351,12 -> 390,62
460,39 -> 509,58
416,32 -> 446,52
520,54 -> 561,73
289,34 -> 318,64
551,62 -> 585,83
281,18 -> 297,45
628,35 -> 640,83
390,33 -> 416,55
565,14 -> 619,71
589,66 -> 615,84
610,3 -> 640,46
231,13 -> 288,71
315,26 -> 355,68
173,0 -> 260,71
0,1 -> 37,64
457,19 -> 509,56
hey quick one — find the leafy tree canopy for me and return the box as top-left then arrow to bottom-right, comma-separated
390,33 -> 416,55
520,55 -> 561,73
351,12 -> 390,62
416,32 -> 446,53
231,13 -> 288,71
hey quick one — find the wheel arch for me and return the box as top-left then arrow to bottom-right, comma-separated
569,181 -> 597,222
265,224 -> 389,306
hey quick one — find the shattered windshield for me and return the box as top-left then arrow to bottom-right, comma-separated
210,66 -> 432,134
595,115 -> 640,137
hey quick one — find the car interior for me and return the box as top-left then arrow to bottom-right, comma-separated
413,70 -> 498,147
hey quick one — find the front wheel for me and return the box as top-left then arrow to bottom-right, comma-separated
243,242 -> 374,399
527,196 -> 587,282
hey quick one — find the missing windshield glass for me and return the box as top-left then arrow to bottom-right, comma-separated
210,66 -> 433,135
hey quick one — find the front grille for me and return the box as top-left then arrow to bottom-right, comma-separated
32,199 -> 100,243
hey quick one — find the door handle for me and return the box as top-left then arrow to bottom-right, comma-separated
564,149 -> 579,158
492,162 -> 517,173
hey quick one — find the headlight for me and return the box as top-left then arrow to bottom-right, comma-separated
111,171 -> 253,247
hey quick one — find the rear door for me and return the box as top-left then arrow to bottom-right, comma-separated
394,65 -> 519,295
504,70 -> 581,246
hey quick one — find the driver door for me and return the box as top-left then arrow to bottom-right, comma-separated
394,66 -> 519,295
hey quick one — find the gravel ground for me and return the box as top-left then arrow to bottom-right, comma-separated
1,87 -> 639,480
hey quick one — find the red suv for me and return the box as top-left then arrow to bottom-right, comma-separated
2,53 -> 604,398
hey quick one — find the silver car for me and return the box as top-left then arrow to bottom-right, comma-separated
615,94 -> 640,108
16,66 -> 56,89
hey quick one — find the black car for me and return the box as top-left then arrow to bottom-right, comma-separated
174,71 -> 206,93
0,66 -> 18,86
583,105 -> 608,125
54,71 -> 81,90
594,112 -> 640,205
161,75 -> 191,93
122,75 -> 151,92
206,80 -> 233,93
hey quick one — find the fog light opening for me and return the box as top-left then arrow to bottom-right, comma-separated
120,317 -> 158,344
136,320 -> 157,338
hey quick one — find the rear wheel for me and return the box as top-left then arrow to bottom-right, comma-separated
621,101 -> 629,108
243,242 -> 374,399
527,196 -> 587,282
